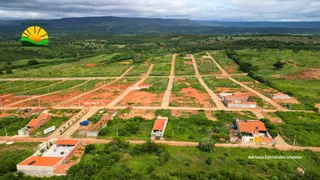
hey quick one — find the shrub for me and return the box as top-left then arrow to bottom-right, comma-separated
269,130 -> 278,138
6,69 -> 13,74
27,59 -> 39,66
197,138 -> 215,152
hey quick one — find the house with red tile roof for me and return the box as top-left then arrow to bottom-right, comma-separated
221,92 -> 257,108
17,139 -> 84,177
18,113 -> 52,136
151,116 -> 168,140
236,119 -> 273,143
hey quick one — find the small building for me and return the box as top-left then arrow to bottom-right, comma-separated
18,114 -> 51,136
236,119 -> 272,143
17,139 -> 83,177
272,92 -> 292,100
151,116 -> 168,140
221,92 -> 257,108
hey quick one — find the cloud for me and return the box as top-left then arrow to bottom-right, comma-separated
0,0 -> 319,21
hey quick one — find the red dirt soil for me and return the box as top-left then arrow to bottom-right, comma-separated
11,91 -> 83,108
66,80 -> 137,107
118,91 -> 164,106
184,61 -> 193,65
0,94 -> 32,107
286,69 -> 320,80
171,110 -> 198,117
119,109 -> 156,120
170,87 -> 215,108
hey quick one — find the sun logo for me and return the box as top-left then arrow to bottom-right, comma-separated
21,26 -> 49,46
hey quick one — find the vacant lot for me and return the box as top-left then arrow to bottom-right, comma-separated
174,55 -> 195,75
194,53 -> 220,75
67,78 -> 138,107
118,77 -> 168,106
170,77 -> 215,108
211,50 -> 241,73
150,63 -> 171,76
276,112 -> 320,147
98,116 -> 154,140
2,81 -> 59,95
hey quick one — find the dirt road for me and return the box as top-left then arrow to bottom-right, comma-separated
190,54 -> 226,109
161,54 -> 176,108
50,109 -> 89,138
107,64 -> 154,108
1,136 -> 320,152
60,108 -> 98,138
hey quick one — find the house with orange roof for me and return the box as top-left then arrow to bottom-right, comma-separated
18,113 -> 52,136
151,116 -> 168,140
17,139 -> 83,177
236,119 -> 273,143
26,114 -> 51,134
271,92 -> 292,100
221,92 -> 257,108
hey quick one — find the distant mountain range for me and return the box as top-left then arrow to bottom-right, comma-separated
1,16 -> 320,34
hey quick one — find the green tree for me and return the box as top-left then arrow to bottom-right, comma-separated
198,138 -> 215,152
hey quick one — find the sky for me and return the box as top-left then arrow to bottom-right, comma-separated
0,0 -> 320,21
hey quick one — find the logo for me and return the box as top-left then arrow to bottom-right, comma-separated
21,26 -> 49,46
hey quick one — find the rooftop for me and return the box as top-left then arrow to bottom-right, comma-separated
19,156 -> 63,166
26,119 -> 40,127
38,114 -> 51,120
237,120 -> 267,134
152,118 -> 167,131
55,139 -> 79,146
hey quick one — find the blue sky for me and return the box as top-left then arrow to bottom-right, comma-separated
0,0 -> 319,21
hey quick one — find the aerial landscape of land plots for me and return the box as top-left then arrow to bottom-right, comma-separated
0,34 -> 320,179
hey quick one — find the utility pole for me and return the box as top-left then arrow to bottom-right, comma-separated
293,134 -> 296,145
5,128 -> 8,137
116,128 -> 119,138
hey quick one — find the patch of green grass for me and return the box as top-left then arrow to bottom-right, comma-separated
143,78 -> 169,94
18,80 -> 84,95
0,116 -> 34,136
211,50 -> 241,73
203,76 -> 240,91
3,81 -> 58,94
175,55 -> 195,75
194,53 -> 220,75
1,54 -> 132,77
98,116 -> 154,140
150,63 -> 171,76
276,112 -> 320,147
125,64 -> 150,76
